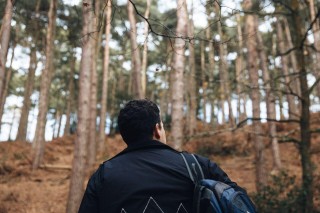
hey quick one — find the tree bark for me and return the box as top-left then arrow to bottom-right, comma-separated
257,21 -> 282,170
243,0 -> 267,190
0,0 -> 14,104
308,0 -> 320,97
200,40 -> 207,124
98,0 -> 112,153
0,38 -> 16,130
66,1 -> 93,213
141,0 -> 151,97
63,55 -> 75,136
171,0 -> 188,150
16,47 -> 37,141
187,3 -> 197,135
87,0 -> 101,169
127,1 -> 143,99
33,0 -> 57,170
290,1 -> 314,211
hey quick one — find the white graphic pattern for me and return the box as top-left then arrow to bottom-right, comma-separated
120,196 -> 189,213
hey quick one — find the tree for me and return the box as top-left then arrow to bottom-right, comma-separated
243,0 -> 267,190
98,0 -> 112,153
33,0 -> 57,169
171,0 -> 188,150
0,0 -> 14,117
127,0 -> 143,99
67,1 -> 93,212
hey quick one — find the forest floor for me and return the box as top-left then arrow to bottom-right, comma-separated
1,115 -> 320,213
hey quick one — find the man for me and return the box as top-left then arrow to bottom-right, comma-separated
79,99 -> 248,213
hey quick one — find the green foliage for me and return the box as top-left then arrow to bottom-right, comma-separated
252,171 -> 304,213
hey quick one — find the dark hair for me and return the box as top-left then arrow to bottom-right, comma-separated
118,99 -> 161,144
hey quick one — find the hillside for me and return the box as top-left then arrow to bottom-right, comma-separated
0,119 -> 320,213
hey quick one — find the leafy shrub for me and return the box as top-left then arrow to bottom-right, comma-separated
252,171 -> 304,213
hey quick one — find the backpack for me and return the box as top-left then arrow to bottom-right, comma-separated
180,152 -> 256,213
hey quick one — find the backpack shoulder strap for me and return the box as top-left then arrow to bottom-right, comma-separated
180,152 -> 205,183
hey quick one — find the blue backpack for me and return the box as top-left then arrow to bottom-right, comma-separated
180,153 -> 256,213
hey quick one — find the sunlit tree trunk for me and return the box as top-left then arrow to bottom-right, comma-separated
16,47 -> 37,141
33,0 -> 57,169
244,0 -> 266,190
98,0 -> 112,153
171,0 -> 188,150
187,3 -> 197,135
66,1 -> 93,213
0,0 -> 14,106
87,0 -> 101,169
257,22 -> 282,170
141,0 -> 151,97
64,55 -> 75,136
127,1 -> 143,99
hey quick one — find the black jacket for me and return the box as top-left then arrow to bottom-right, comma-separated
78,140 -> 245,213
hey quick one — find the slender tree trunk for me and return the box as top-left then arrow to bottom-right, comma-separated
283,18 -> 301,112
257,23 -> 282,170
141,0 -> 151,97
0,0 -> 14,103
187,3 -> 197,135
171,0 -> 188,150
127,1 -> 143,99
0,39 -> 16,128
64,55 -> 75,136
66,1 -> 93,213
87,0 -> 101,169
244,0 -> 266,190
290,1 -> 313,211
235,14 -> 247,122
308,0 -> 320,97
275,19 -> 298,119
16,47 -> 37,141
98,0 -> 112,153
200,40 -> 207,124
33,0 -> 57,169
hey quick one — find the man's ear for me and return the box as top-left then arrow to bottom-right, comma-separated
153,123 -> 161,139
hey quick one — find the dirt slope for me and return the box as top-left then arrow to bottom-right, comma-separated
0,122 -> 319,213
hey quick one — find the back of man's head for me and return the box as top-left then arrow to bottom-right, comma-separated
118,99 -> 161,145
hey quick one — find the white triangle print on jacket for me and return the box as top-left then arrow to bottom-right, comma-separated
120,197 -> 189,213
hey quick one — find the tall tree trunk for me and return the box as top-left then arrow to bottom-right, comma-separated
200,40 -> 207,124
16,0 -> 41,141
127,1 -> 143,99
276,18 -> 298,119
235,14 -> 247,122
66,1 -> 93,213
87,0 -> 101,169
308,0 -> 320,97
141,0 -> 151,97
283,17 -> 301,113
243,0 -> 266,190
0,38 -> 16,129
257,22 -> 282,170
215,3 -> 234,126
33,0 -> 57,169
290,1 -> 313,211
98,0 -> 112,153
187,3 -> 197,135
16,47 -> 37,141
171,0 -> 188,150
0,0 -> 14,104
64,55 -> 75,136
